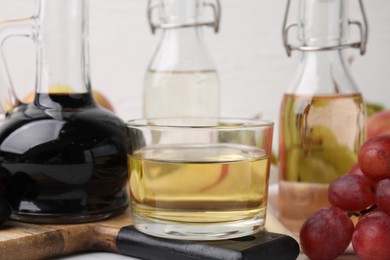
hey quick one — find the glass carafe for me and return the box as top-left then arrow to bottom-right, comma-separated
278,0 -> 368,234
0,0 -> 129,223
143,0 -> 221,118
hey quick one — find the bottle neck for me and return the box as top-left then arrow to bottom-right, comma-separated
149,0 -> 215,71
160,0 -> 203,25
149,26 -> 216,71
288,50 -> 359,95
298,0 -> 349,48
35,0 -> 90,95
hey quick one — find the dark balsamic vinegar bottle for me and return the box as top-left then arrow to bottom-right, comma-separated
0,0 -> 129,223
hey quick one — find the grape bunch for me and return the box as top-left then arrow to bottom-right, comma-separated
0,180 -> 11,225
300,135 -> 390,260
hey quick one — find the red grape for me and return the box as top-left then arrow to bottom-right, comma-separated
349,163 -> 365,176
328,174 -> 375,212
375,179 -> 390,216
358,135 -> 390,182
349,163 -> 377,187
300,206 -> 353,260
352,211 -> 390,260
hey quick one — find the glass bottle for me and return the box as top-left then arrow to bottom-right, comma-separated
278,0 -> 368,233
143,0 -> 221,118
0,0 -> 129,223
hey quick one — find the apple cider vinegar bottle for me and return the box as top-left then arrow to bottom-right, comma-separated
143,0 -> 221,118
278,0 -> 368,233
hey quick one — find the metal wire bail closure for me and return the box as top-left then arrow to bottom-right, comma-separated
147,0 -> 221,34
282,0 -> 368,56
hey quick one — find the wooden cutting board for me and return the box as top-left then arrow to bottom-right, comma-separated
0,208 -> 133,260
0,208 -> 300,260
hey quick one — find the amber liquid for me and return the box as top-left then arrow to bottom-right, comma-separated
128,144 -> 270,225
278,93 -> 366,233
0,93 -> 129,223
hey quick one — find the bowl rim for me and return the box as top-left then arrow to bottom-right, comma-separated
125,117 -> 274,130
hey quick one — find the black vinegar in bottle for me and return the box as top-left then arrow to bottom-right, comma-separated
278,0 -> 368,233
0,0 -> 129,223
